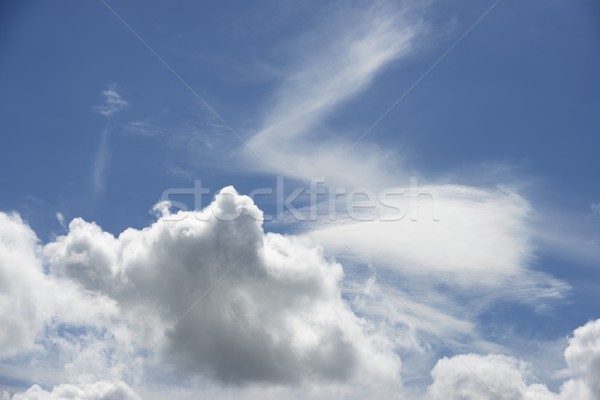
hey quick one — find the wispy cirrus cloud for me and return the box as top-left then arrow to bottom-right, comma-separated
243,0 -> 566,306
91,83 -> 129,196
590,201 -> 600,218
248,2 -> 424,189
93,83 -> 129,117
124,120 -> 157,136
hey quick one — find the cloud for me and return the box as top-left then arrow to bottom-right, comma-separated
40,187 -> 400,386
564,319 -> 600,398
0,212 -> 135,395
0,213 -> 119,361
309,185 -> 533,286
91,83 -> 129,195
93,84 -> 129,117
239,0 -> 567,307
247,2 -> 424,189
427,353 -> 556,400
235,2 -> 575,386
590,202 -> 600,217
0,2 -> 589,398
0,212 -> 48,358
533,205 -> 600,269
296,183 -> 569,344
426,319 -> 600,400
91,125 -> 110,196
148,1 -> 575,394
124,121 -> 157,136
0,188 -> 595,398
7,381 -> 140,400
56,212 -> 65,228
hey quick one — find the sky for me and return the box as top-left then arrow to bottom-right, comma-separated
0,1 -> 599,399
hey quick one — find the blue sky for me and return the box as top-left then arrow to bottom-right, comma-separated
1,1 -> 600,399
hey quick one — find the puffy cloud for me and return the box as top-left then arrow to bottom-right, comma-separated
9,381 -> 140,400
0,188 -> 400,389
42,187 -> 400,386
0,188 -> 597,398
0,212 -> 129,392
0,213 -> 118,360
563,319 -> 600,398
427,354 -> 556,400
0,212 -> 48,357
45,217 -> 121,294
426,319 -> 600,400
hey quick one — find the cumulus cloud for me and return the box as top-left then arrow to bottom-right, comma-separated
426,319 -> 600,400
41,187 -> 399,386
564,319 -> 600,398
8,381 -> 140,400
427,353 -> 556,400
0,212 -> 48,357
0,213 -> 118,360
0,188 -> 597,399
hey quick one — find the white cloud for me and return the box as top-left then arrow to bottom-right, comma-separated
9,381 -> 140,400
0,212 -> 48,358
425,319 -> 600,400
298,183 -> 569,333
0,212 -> 130,391
0,189 -> 596,399
346,276 -> 475,350
55,212 -> 65,228
309,185 -> 533,286
41,187 -> 400,386
0,213 -> 118,360
91,83 -> 129,195
531,203 -> 600,269
247,2 -> 424,189
92,123 -> 110,195
564,319 -> 600,398
427,353 -> 556,400
93,84 -> 129,117
124,121 -> 156,136
45,217 -> 121,294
